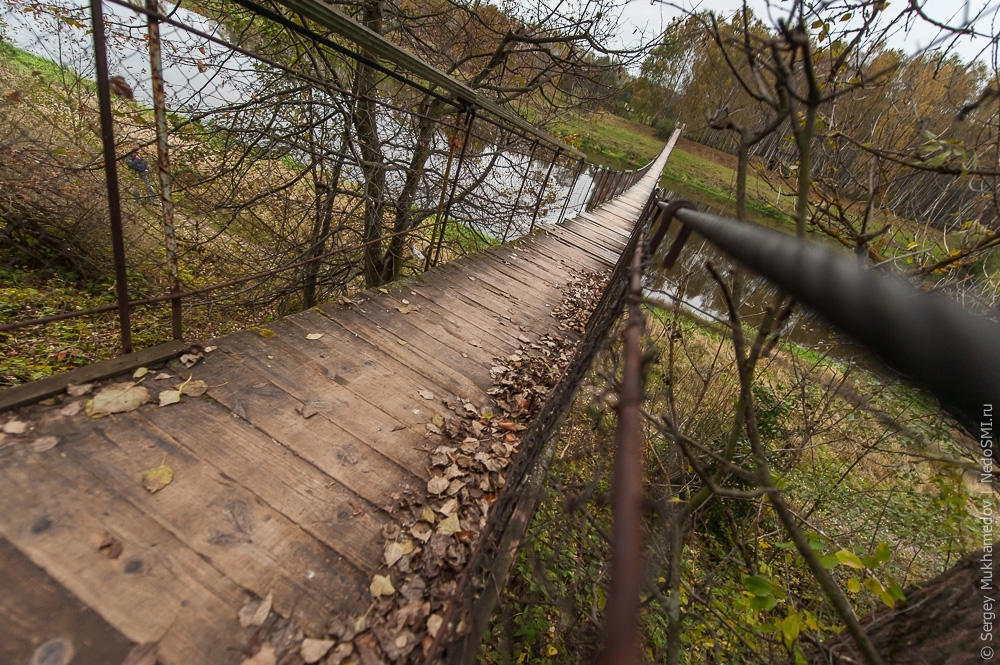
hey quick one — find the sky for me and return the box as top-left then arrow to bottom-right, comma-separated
610,0 -> 1000,64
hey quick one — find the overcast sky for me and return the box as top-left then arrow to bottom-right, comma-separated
610,0 -> 1000,64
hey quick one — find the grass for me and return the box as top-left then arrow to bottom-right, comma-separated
659,140 -> 799,229
549,110 -> 665,171
488,305 -> 980,663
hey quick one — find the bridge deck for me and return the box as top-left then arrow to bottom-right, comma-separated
0,142 -> 674,665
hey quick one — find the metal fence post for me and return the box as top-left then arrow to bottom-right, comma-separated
90,0 -> 133,353
556,158 -> 584,225
146,0 -> 181,340
424,111 -> 462,272
431,109 -> 475,268
503,139 -> 538,242
528,148 -> 559,234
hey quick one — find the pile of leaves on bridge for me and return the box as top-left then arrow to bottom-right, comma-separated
243,268 -> 609,665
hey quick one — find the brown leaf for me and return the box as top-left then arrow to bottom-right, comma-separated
240,643 -> 276,665
370,574 -> 395,597
417,389 -> 434,400
60,402 -> 82,417
66,383 -> 94,396
427,614 -> 444,638
411,522 -> 433,542
121,642 -> 158,665
497,420 -> 518,432
158,390 -> 182,407
384,541 -> 405,567
399,575 -> 427,601
2,419 -> 28,435
31,436 -> 59,452
300,638 -> 334,664
179,352 -> 203,368
325,644 -> 354,665
88,383 -> 150,416
180,379 -> 209,397
238,592 -> 273,628
427,476 -> 449,495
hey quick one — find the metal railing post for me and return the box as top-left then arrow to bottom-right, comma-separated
431,109 -> 475,268
147,0 -> 181,340
424,111 -> 462,272
528,148 -> 560,234
503,139 -> 538,242
595,228 -> 645,665
556,158 -> 584,225
90,0 -> 133,353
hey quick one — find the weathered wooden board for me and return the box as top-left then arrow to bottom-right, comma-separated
0,142 -> 673,665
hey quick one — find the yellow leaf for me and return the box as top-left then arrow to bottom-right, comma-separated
306,333 -> 324,340
546,645 -> 558,656
370,574 -> 395,596
142,459 -> 173,493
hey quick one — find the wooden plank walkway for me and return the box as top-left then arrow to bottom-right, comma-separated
0,137 -> 676,665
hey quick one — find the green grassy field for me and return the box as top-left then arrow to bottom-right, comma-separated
549,111 -> 666,171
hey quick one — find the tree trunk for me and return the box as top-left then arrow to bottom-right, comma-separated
805,546 -> 996,664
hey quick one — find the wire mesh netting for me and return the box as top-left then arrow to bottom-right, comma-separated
0,0 -> 647,386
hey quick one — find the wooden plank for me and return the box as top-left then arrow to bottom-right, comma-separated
138,398 -> 390,575
545,224 -> 625,259
193,347 -> 421,509
0,341 -> 188,412
314,302 -> 491,397
36,409 -> 366,635
516,235 -> 602,273
0,536 -> 134,665
222,316 -> 460,455
0,440 -> 250,665
540,229 -> 618,266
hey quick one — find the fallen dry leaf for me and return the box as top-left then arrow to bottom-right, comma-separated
153,373 -> 172,380
121,641 -> 157,665
133,367 -> 149,379
385,541 -> 405,567
397,339 -> 407,345
31,436 -> 59,453
420,507 -> 436,523
238,592 -> 273,628
427,476 -> 449,495
427,614 -> 444,638
370,574 -> 396,596
66,383 -> 94,396
204,346 -> 217,353
437,514 -> 460,536
417,389 -> 434,400
158,390 -> 182,407
2,419 -> 28,435
88,383 -> 150,416
300,638 -> 334,664
468,340 -> 482,348
306,333 -> 324,340
141,460 -> 173,493
60,402 -> 82,417
437,498 -> 458,516
240,643 -> 276,665
179,352 -> 203,368
179,379 -> 208,397
325,644 -> 354,665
